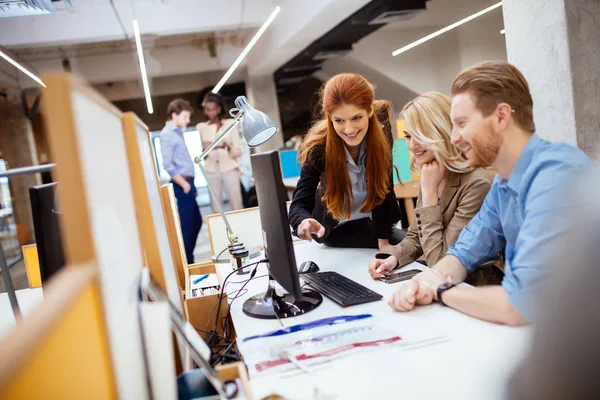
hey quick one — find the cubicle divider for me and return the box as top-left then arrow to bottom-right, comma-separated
0,265 -> 117,399
160,185 -> 230,340
39,72 -> 151,398
0,72 -> 251,399
121,112 -> 184,312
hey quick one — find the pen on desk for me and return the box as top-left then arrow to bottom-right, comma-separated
193,274 -> 210,285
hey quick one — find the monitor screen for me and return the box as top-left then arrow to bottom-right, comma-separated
29,183 -> 65,283
250,150 -> 302,300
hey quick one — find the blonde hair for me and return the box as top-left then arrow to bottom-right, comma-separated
401,92 -> 471,173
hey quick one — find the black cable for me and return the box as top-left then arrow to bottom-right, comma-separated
273,300 -> 284,328
222,266 -> 258,341
226,288 -> 248,299
227,274 -> 268,284
205,259 -> 262,342
213,267 -> 258,366
205,259 -> 267,347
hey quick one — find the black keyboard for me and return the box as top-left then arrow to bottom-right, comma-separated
301,271 -> 383,307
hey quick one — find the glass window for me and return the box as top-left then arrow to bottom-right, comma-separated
152,130 -> 207,188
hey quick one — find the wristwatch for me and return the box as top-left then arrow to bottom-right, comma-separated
436,282 -> 456,306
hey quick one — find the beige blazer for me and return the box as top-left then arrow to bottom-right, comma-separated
196,118 -> 242,173
387,168 -> 493,268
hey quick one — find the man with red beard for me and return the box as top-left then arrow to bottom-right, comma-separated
384,61 -> 598,326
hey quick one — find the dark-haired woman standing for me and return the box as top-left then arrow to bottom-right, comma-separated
196,93 -> 244,212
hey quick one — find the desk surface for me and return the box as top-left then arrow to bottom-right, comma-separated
219,242 -> 531,400
0,288 -> 44,339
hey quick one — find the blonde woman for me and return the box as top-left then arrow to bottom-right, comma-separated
368,92 -> 492,278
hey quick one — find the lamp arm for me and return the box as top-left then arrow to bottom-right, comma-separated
194,110 -> 243,162
195,156 -> 237,244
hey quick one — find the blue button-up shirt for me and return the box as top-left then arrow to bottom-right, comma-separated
448,134 -> 597,321
159,122 -> 195,178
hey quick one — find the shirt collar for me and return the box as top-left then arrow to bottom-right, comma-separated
344,140 -> 367,167
165,121 -> 183,134
501,133 -> 541,193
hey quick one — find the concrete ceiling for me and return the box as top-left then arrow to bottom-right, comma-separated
0,0 -> 373,96
0,0 -> 502,99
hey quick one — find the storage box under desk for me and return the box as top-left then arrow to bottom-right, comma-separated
184,261 -> 234,340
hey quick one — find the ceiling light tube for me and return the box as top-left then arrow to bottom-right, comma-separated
0,50 -> 46,88
212,6 -> 281,93
133,19 -> 153,114
392,2 -> 503,56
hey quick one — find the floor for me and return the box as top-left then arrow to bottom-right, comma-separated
0,202 -> 229,294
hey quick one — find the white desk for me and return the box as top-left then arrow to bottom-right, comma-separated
218,242 -> 531,400
0,287 -> 44,338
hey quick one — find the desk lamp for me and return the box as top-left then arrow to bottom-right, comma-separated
194,96 -> 278,269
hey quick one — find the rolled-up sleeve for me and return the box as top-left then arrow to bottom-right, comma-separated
447,184 -> 506,273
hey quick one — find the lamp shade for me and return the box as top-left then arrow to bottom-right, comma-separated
235,96 -> 279,147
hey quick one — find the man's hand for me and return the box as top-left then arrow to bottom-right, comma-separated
182,180 -> 192,194
388,280 -> 435,312
297,218 -> 325,241
420,161 -> 446,206
368,255 -> 398,279
413,268 -> 451,301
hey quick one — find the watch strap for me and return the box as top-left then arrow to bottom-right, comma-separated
437,282 -> 455,306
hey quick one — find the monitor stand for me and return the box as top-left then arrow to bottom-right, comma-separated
242,277 -> 323,319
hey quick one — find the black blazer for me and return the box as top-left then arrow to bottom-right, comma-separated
289,145 -> 400,242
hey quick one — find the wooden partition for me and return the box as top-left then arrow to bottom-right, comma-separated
121,112 -> 184,312
160,184 -> 189,294
41,73 -> 149,398
0,265 -> 117,399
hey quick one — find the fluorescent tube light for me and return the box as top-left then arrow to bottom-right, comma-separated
212,6 -> 281,93
0,50 -> 46,88
392,2 -> 503,56
133,19 -> 153,114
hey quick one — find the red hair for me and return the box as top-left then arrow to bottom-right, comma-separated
298,73 -> 393,221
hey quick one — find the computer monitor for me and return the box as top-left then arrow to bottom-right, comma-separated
243,150 -> 322,319
29,183 -> 65,283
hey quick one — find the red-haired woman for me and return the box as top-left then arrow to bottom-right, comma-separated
289,73 -> 402,250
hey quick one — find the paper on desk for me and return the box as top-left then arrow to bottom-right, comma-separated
238,314 -> 402,377
190,274 -> 220,290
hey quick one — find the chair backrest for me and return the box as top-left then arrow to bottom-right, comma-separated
122,112 -> 184,311
41,72 -> 149,398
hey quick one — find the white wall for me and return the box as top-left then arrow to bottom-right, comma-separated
336,8 -> 508,97
457,12 -> 507,70
503,0 -> 600,161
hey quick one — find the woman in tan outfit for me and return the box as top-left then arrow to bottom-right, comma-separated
368,92 -> 492,278
197,93 -> 244,212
